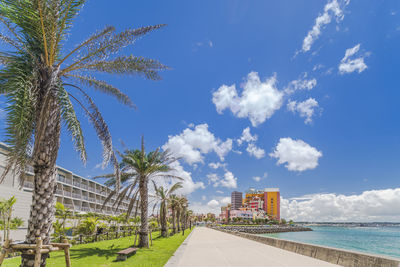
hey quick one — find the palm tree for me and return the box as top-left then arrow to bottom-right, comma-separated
152,181 -> 182,237
96,137 -> 182,248
168,195 -> 180,235
175,196 -> 187,233
0,1 -> 166,266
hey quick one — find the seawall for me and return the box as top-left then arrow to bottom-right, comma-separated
215,225 -> 312,234
211,227 -> 400,267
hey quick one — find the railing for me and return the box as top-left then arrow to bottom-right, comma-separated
89,197 -> 96,202
55,190 -> 63,196
57,176 -> 66,183
72,193 -> 81,199
73,181 -> 80,187
66,179 -> 72,185
89,187 -> 96,192
23,181 -> 34,189
25,166 -> 34,173
64,191 -> 72,197
81,207 -> 91,212
81,184 -> 88,190
82,195 -> 89,201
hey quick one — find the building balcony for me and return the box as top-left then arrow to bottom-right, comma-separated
57,176 -> 66,183
64,191 -> 72,197
64,204 -> 74,210
55,189 -> 63,196
23,181 -> 34,189
72,193 -> 81,199
89,197 -> 96,202
65,179 -> 72,185
81,184 -> 88,190
89,186 -> 96,192
81,207 -> 91,212
73,181 -> 80,187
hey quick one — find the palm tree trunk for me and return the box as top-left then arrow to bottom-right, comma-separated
21,81 -> 61,267
161,202 -> 168,237
138,177 -> 149,248
171,209 -> 176,235
176,210 -> 181,233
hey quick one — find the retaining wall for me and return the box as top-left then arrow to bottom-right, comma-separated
212,227 -> 400,267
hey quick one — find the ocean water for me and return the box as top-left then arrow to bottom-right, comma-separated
259,226 -> 400,259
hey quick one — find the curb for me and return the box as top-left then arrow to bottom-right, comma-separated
164,228 -> 196,267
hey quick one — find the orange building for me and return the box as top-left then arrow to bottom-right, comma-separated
243,188 -> 280,220
263,188 -> 280,221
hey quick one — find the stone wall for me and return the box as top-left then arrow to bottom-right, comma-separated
215,225 -> 312,234
212,227 -> 400,267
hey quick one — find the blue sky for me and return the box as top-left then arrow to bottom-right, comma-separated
2,0 -> 400,221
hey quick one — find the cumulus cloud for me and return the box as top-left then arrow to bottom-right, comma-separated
162,124 -> 232,165
207,171 -> 238,188
237,127 -> 258,145
167,161 -> 205,195
253,172 -> 268,182
302,0 -> 350,52
212,72 -> 284,127
339,44 -> 368,74
207,199 -> 219,209
253,176 -> 261,182
208,162 -> 227,170
284,76 -> 317,95
281,188 -> 400,222
246,143 -> 266,159
287,98 -> 320,124
270,138 -> 322,172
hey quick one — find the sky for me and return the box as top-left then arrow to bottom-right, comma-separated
2,0 -> 400,222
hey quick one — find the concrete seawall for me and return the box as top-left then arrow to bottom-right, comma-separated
212,227 -> 400,267
216,225 -> 312,234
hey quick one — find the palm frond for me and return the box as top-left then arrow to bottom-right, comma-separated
57,85 -> 86,163
66,75 -> 134,107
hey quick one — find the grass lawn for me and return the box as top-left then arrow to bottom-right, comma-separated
2,228 -> 192,267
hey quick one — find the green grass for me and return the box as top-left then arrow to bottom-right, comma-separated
2,228 -> 192,267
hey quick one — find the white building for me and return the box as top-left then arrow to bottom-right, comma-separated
0,143 -> 135,241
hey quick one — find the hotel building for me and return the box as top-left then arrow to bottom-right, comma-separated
0,143 -> 135,240
231,191 -> 243,210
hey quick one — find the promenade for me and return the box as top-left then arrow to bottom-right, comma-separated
165,227 -> 340,267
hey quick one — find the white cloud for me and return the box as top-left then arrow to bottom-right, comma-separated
167,161 -> 205,195
287,98 -> 320,124
281,188 -> 400,222
246,143 -> 266,159
219,171 -> 238,188
162,124 -> 233,165
207,173 -> 219,184
220,196 -> 231,205
216,190 -> 224,194
207,199 -> 219,209
207,171 -> 238,188
208,162 -> 227,170
253,172 -> 267,182
302,0 -> 350,52
339,44 -> 368,74
213,72 -> 284,127
237,127 -> 258,145
270,138 -> 322,172
201,195 -> 207,201
284,77 -> 317,95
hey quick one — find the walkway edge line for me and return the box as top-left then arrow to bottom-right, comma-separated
163,228 -> 195,267
210,227 -> 400,267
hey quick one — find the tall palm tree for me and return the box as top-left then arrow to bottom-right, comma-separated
168,194 -> 180,235
152,181 -> 182,237
96,137 -> 182,248
175,196 -> 187,233
0,1 -> 166,265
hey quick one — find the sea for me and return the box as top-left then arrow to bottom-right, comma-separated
259,224 -> 400,259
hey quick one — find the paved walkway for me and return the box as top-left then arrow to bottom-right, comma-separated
165,227 -> 340,267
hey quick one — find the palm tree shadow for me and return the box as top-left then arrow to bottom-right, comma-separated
70,246 -> 120,260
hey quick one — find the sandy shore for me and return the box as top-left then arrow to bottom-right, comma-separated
165,227 -> 340,267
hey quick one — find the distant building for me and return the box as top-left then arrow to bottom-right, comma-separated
230,210 -> 253,220
231,191 -> 243,210
264,188 -> 280,221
